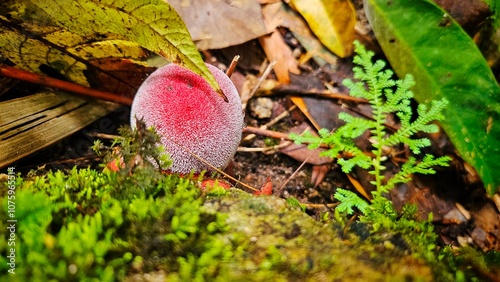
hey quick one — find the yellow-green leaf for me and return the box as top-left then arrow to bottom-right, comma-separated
289,0 -> 356,58
0,9 -> 157,99
0,21 -> 147,87
25,0 -> 223,99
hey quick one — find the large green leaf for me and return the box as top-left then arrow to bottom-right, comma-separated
364,0 -> 500,195
24,0 -> 224,99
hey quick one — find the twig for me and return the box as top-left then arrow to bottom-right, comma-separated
343,214 -> 359,238
237,141 -> 292,152
225,55 -> 240,78
256,82 -> 368,103
243,126 -> 292,140
242,105 -> 296,142
250,60 -> 277,98
242,126 -> 335,150
88,133 -> 122,140
304,203 -> 339,208
0,64 -> 133,105
276,152 -> 313,196
242,60 -> 277,110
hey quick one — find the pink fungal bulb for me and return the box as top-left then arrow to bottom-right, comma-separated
130,63 -> 244,173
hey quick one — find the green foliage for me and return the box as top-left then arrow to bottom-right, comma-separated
334,188 -> 369,215
98,119 -> 172,173
437,245 -> 500,281
364,0 -> 500,195
286,197 -> 307,212
291,41 -> 451,212
0,124 -> 237,281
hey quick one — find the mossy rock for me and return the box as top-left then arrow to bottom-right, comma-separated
197,189 -> 433,281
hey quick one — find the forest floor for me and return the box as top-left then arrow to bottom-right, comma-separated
2,0 -> 499,270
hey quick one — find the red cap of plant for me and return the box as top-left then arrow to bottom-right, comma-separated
130,63 -> 244,173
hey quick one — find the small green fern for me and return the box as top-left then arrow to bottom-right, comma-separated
291,41 -> 451,215
334,188 -> 370,215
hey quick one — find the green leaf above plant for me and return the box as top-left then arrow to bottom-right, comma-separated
363,0 -> 500,195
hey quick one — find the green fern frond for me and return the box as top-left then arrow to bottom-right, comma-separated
342,79 -> 370,98
292,41 -> 451,219
384,75 -> 414,113
338,154 -> 372,172
410,154 -> 452,174
381,155 -> 451,193
290,132 -> 324,149
318,128 -> 332,138
334,188 -> 370,215
385,99 -> 448,153
338,113 -> 377,138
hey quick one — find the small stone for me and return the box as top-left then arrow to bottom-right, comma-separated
249,98 -> 274,119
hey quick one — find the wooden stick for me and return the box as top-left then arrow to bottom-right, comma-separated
276,152 -> 313,196
243,126 -> 293,141
237,141 -> 292,152
249,60 -> 277,98
225,55 -> 240,78
256,83 -> 368,103
243,105 -> 296,142
0,64 -> 133,105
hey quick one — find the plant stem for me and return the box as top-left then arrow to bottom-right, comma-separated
369,74 -> 385,195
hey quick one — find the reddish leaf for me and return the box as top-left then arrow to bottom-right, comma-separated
105,157 -> 125,172
254,176 -> 273,195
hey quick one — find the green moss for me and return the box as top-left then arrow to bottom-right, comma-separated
0,166 -> 202,281
201,189 -> 440,281
0,122 -> 231,281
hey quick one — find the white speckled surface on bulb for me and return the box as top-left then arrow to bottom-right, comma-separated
131,63 -> 244,173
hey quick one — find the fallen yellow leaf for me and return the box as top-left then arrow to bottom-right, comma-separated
290,0 -> 356,58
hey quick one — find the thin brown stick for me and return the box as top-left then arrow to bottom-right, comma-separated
242,126 -> 377,160
0,64 -> 133,105
88,133 -> 121,140
225,55 -> 240,78
250,60 -> 277,98
304,203 -> 339,208
243,126 -> 292,140
243,105 -> 296,142
256,83 -> 368,103
237,141 -> 292,152
242,126 -> 334,150
276,152 -> 313,196
343,214 -> 359,237
242,60 -> 277,110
